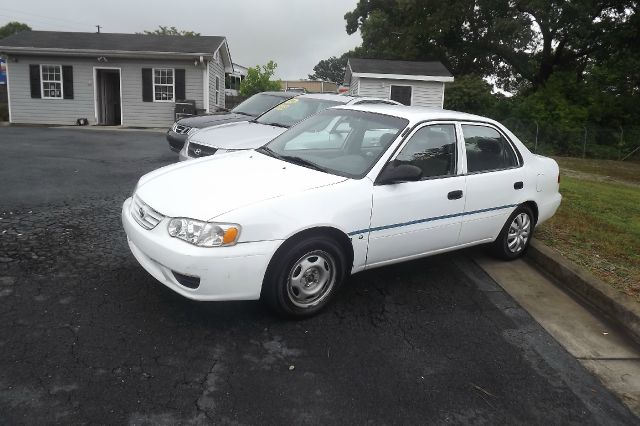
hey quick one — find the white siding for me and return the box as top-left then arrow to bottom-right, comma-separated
348,76 -> 360,96
358,77 -> 444,107
208,52 -> 225,109
8,55 -> 205,127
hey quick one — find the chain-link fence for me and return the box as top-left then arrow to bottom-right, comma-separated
502,118 -> 640,161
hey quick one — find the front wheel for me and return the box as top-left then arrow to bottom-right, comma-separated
492,205 -> 535,260
262,236 -> 346,318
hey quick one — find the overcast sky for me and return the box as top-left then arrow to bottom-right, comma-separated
0,1 -> 362,79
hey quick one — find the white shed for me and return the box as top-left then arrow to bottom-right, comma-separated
344,58 -> 453,107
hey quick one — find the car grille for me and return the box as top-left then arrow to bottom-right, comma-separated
173,123 -> 191,135
131,195 -> 165,230
188,142 -> 217,158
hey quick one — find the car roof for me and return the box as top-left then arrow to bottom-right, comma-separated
334,104 -> 497,125
258,91 -> 298,98
296,93 -> 356,103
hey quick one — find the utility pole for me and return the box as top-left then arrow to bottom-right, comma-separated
96,25 -> 101,33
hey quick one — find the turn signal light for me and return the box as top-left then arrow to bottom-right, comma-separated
223,227 -> 239,244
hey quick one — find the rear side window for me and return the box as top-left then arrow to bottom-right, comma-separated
393,124 -> 457,178
462,125 -> 518,173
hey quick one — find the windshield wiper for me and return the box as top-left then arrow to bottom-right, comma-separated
233,111 -> 252,116
255,146 -> 282,160
280,155 -> 327,173
259,121 -> 289,128
256,148 -> 326,173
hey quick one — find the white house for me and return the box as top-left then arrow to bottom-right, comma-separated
344,58 -> 454,107
0,31 -> 235,127
225,62 -> 247,96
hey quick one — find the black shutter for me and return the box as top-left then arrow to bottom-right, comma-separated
142,68 -> 153,102
62,66 -> 74,99
29,65 -> 41,98
175,69 -> 185,101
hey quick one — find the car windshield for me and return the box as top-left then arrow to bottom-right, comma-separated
255,97 -> 344,128
231,93 -> 290,117
258,109 -> 409,179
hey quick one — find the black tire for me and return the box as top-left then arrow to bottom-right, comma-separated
261,236 -> 346,318
492,205 -> 535,260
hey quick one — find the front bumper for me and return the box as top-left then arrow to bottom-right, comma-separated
178,143 -> 190,161
122,197 -> 282,301
166,131 -> 188,153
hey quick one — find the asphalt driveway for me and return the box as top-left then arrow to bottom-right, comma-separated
0,126 -> 636,425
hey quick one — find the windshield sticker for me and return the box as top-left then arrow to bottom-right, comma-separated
275,98 -> 299,110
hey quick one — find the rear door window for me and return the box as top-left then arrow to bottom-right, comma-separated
462,125 -> 518,173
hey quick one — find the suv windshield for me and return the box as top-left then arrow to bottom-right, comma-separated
232,93 -> 291,117
255,97 -> 344,128
258,109 -> 408,179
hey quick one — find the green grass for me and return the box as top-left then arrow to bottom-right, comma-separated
536,168 -> 640,301
553,157 -> 640,185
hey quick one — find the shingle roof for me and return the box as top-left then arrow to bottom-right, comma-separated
0,31 -> 225,55
348,58 -> 452,77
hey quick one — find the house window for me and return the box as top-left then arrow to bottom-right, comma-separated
41,65 -> 63,99
153,68 -> 175,102
390,85 -> 412,106
215,76 -> 220,105
225,75 -> 242,91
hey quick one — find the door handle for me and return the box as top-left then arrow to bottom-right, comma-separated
514,181 -> 524,190
448,190 -> 463,200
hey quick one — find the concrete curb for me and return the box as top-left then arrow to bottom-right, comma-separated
527,239 -> 640,344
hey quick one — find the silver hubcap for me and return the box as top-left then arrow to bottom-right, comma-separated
507,213 -> 531,253
287,250 -> 336,308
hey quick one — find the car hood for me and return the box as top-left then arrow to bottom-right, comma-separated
177,112 -> 252,129
135,150 -> 347,221
187,121 -> 287,150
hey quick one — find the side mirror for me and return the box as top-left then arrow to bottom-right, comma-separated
377,164 -> 423,184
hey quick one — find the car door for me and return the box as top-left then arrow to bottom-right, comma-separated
366,123 -> 466,267
458,123 -> 525,244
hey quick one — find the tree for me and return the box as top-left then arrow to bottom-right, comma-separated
239,61 -> 281,97
0,22 -> 31,40
344,0 -> 637,91
142,26 -> 200,36
443,75 -> 502,118
309,53 -> 349,84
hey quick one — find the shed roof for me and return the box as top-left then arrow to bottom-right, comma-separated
345,58 -> 453,84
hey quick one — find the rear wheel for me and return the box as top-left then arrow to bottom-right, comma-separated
262,236 -> 346,318
492,205 -> 534,260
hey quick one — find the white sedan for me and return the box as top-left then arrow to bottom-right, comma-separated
122,105 -> 561,317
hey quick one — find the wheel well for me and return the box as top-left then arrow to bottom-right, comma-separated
278,227 -> 354,272
522,201 -> 539,224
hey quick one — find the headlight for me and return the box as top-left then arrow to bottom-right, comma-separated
171,122 -> 178,132
167,218 -> 241,247
187,127 -> 200,136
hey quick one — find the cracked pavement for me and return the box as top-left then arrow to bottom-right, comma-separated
0,126 -> 637,425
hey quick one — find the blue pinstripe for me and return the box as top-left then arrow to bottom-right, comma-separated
347,204 -> 517,236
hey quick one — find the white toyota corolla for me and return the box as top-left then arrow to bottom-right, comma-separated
122,105 -> 561,317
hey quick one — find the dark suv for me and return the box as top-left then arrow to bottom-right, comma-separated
166,91 -> 297,152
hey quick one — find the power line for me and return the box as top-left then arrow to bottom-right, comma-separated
0,7 -> 92,26
0,14 -> 89,32
0,6 -> 90,28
